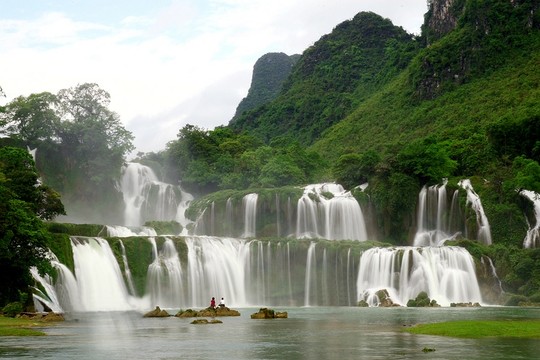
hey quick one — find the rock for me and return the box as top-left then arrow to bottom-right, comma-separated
17,312 -> 64,322
143,306 -> 170,317
250,308 -> 288,319
190,318 -> 223,324
175,307 -> 240,318
376,289 -> 400,307
450,302 -> 481,307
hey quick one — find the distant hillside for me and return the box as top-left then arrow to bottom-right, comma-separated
313,0 -> 540,165
228,11 -> 419,144
231,52 -> 299,122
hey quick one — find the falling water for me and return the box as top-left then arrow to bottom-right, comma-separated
304,242 -> 317,306
520,189 -> 540,248
413,180 -> 464,246
71,237 -> 136,311
357,246 -> 482,307
120,162 -> 185,226
146,238 -> 185,308
296,183 -> 368,241
458,179 -> 492,245
242,193 -> 258,238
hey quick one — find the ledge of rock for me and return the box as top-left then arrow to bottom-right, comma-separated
143,306 -> 170,317
250,308 -> 288,319
176,307 -> 240,318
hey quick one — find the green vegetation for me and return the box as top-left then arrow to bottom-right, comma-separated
0,147 -> 65,307
231,52 -> 300,121
405,320 -> 540,338
0,316 -> 46,336
1,83 -> 134,224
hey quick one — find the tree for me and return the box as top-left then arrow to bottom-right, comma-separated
0,147 -> 62,306
0,92 -> 59,147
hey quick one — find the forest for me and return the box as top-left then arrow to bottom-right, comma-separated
1,0 -> 540,309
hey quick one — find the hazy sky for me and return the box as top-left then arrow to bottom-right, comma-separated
0,0 -> 427,154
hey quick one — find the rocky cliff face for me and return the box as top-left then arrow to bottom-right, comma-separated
230,52 -> 299,122
424,0 -> 460,44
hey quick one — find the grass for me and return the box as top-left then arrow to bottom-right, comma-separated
405,319 -> 540,338
0,316 -> 47,336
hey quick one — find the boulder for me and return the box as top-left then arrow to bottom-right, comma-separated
250,308 -> 288,319
143,306 -> 170,317
191,318 -> 223,325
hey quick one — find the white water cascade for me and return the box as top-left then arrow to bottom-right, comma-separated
520,189 -> 540,248
413,180 -> 464,246
296,183 -> 368,241
146,237 -> 185,308
458,179 -> 492,245
120,162 -> 187,227
356,246 -> 482,307
71,237 -> 139,311
241,193 -> 258,238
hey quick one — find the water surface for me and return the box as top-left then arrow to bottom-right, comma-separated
1,307 -> 539,359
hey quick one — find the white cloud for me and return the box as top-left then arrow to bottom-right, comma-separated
0,0 -> 427,154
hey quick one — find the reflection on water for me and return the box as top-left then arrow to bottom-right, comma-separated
1,307 -> 539,359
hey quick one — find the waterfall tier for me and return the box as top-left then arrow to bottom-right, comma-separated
33,236 -> 484,312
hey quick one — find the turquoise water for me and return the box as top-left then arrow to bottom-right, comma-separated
1,307 -> 539,359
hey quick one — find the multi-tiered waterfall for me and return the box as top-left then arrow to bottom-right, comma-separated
34,168 -> 497,312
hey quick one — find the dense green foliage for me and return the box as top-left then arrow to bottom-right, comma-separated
0,147 -> 64,307
163,125 -> 325,195
230,12 -> 420,144
231,52 -> 300,121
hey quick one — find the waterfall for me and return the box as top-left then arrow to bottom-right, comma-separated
71,237 -> 137,311
39,236 -> 485,312
241,193 -> 258,238
146,238 -> 185,308
304,242 -> 317,306
520,189 -> 540,248
106,225 -> 157,237
357,246 -> 482,307
296,183 -> 368,241
458,179 -> 492,245
120,162 -> 187,227
413,180 -> 464,246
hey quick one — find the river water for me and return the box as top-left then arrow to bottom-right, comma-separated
1,306 -> 539,359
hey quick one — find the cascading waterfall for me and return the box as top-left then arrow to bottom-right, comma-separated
71,237 -> 137,311
296,183 -> 368,241
458,179 -> 492,245
38,235 -> 367,311
120,162 -> 186,227
146,237 -> 185,308
356,246 -> 482,307
520,189 -> 540,248
242,193 -> 258,238
413,180 -> 464,246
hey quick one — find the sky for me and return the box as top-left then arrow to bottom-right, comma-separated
0,0 -> 427,154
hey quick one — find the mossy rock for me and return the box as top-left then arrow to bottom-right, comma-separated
191,319 -> 223,324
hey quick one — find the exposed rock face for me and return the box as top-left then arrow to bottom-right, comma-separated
250,308 -> 288,319
230,52 -> 299,122
176,307 -> 240,318
143,306 -> 170,317
425,0 -> 459,44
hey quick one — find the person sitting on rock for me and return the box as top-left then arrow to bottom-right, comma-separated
210,297 -> 216,309
219,297 -> 225,308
